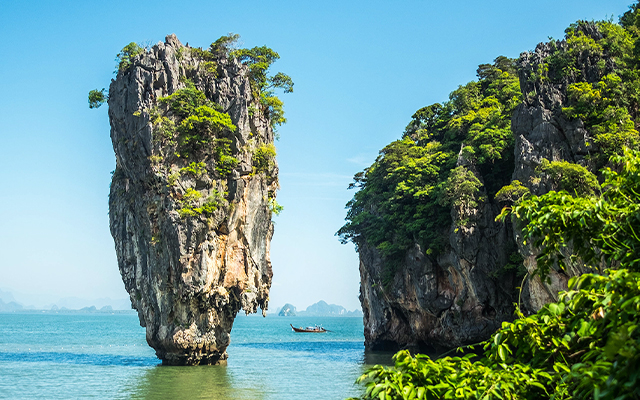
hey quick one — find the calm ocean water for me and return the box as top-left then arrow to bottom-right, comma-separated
0,313 -> 391,399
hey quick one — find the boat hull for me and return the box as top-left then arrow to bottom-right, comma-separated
290,324 -> 327,333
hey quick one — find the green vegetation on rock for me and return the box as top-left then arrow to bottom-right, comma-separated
338,55 -> 521,269
252,143 -> 277,175
268,197 -> 283,216
495,180 -> 530,205
503,148 -> 640,282
531,19 -> 640,167
441,165 -> 485,211
212,138 -> 238,176
88,88 -> 107,109
177,187 -> 225,218
155,80 -> 238,169
537,158 -> 599,196
231,45 -> 293,129
180,34 -> 293,131
180,162 -> 207,178
351,149 -> 640,400
89,34 -> 292,136
350,5 -> 640,398
115,42 -> 144,73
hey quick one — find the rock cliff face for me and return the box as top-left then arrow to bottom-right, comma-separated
358,176 -> 518,352
108,35 -> 277,365
511,24 -> 611,311
357,24 -> 610,352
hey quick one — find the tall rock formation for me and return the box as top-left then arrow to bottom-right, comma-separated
108,35 -> 278,365
349,21 -> 632,352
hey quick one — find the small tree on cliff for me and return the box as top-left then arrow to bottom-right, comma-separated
231,46 -> 293,128
88,42 -> 144,108
88,88 -> 107,109
115,42 -> 144,73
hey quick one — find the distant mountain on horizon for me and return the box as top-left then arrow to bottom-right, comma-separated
0,288 -> 132,312
278,303 -> 297,316
275,300 -> 363,317
0,298 -> 24,312
0,288 -> 16,303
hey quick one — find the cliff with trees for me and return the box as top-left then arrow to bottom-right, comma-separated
340,5 -> 640,358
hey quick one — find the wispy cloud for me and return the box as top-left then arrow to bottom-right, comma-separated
346,154 -> 376,168
280,172 -> 353,187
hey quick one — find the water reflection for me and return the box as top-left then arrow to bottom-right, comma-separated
129,364 -> 264,400
362,350 -> 395,366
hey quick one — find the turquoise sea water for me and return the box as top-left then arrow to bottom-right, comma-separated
0,313 -> 388,399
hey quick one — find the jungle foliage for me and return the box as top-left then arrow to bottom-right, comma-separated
155,80 -> 237,165
230,45 -> 294,129
349,5 -> 640,398
339,3 -> 640,287
351,149 -> 640,400
531,18 -> 640,166
338,55 -> 521,265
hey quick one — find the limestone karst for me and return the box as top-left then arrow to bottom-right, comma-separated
108,35 -> 280,365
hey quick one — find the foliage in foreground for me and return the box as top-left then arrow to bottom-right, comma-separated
503,150 -> 640,281
350,147 -> 640,399
351,150 -> 640,398
350,268 -> 640,400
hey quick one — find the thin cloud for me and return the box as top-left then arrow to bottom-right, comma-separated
346,154 -> 375,168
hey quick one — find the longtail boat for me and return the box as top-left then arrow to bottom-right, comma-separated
290,324 -> 327,333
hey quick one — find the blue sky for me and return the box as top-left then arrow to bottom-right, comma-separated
0,0 -> 632,311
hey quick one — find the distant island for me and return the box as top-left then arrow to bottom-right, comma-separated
0,288 -> 133,313
278,303 -> 297,316
276,300 -> 363,317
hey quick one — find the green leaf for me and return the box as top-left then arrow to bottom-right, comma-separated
498,345 -> 507,361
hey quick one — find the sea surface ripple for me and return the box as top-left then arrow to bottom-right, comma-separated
0,313 -> 389,399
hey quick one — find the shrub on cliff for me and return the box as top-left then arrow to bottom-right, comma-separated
252,143 -> 277,175
88,88 -> 107,109
115,42 -> 144,73
231,45 -> 293,129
